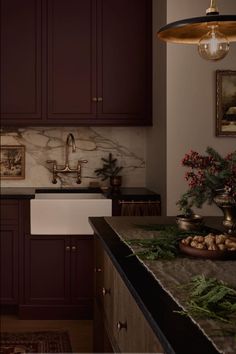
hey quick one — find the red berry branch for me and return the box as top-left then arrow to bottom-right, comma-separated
177,147 -> 236,215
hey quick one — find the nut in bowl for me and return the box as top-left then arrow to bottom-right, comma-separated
179,233 -> 236,260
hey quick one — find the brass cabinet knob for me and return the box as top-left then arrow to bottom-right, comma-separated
71,246 -> 77,251
95,267 -> 102,273
97,97 -> 103,102
102,287 -> 110,296
65,246 -> 70,251
117,321 -> 127,331
92,97 -> 98,102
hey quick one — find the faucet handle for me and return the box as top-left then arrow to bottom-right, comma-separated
78,159 -> 88,164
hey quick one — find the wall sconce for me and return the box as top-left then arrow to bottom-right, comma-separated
157,0 -> 236,61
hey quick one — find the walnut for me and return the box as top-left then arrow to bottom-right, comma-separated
190,241 -> 199,248
215,235 -> 227,245
193,236 -> 204,243
208,244 -> 218,251
218,244 -> 226,251
195,243 -> 206,250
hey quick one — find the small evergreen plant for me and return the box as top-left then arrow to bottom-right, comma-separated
95,153 -> 123,181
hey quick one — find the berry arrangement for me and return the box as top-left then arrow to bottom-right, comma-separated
177,147 -> 236,215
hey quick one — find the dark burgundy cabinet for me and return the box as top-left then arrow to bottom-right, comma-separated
1,0 -> 152,126
47,0 -> 97,121
97,0 -> 152,125
21,234 -> 94,319
0,0 -> 42,123
0,201 -> 20,305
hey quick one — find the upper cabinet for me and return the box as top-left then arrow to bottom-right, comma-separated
1,0 -> 152,126
1,0 -> 42,122
47,0 -> 97,122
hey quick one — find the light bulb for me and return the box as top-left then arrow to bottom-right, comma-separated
198,25 -> 229,61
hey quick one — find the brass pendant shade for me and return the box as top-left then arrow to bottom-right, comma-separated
157,0 -> 236,60
157,15 -> 236,44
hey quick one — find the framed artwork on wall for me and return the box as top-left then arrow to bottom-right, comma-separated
0,145 -> 25,179
216,70 -> 236,137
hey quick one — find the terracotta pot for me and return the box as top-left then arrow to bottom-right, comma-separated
110,176 -> 122,191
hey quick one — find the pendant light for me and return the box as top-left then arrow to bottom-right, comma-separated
157,0 -> 236,61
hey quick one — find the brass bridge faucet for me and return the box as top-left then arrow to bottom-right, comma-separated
47,133 -> 88,184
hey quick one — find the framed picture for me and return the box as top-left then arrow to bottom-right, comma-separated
216,70 -> 236,137
0,145 -> 25,179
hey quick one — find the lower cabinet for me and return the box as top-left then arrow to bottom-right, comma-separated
0,200 -> 20,306
20,234 -> 93,319
0,225 -> 19,305
94,235 -> 164,353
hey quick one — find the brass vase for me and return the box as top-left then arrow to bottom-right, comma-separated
213,190 -> 236,235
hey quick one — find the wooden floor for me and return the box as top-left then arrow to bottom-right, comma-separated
0,315 -> 93,353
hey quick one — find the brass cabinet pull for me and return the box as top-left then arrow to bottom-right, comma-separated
102,287 -> 110,296
65,246 -> 70,251
92,97 -> 98,102
117,321 -> 127,331
71,246 -> 77,251
97,97 -> 103,102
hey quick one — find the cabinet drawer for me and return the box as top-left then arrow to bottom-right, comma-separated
113,268 -> 164,353
0,200 -> 19,225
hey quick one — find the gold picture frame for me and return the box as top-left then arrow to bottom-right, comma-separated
216,70 -> 236,137
0,145 -> 25,179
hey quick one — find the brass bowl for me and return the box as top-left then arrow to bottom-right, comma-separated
176,214 -> 204,231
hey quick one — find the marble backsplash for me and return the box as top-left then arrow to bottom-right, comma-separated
0,127 -> 146,188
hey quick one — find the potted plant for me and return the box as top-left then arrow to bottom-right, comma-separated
176,147 -> 236,232
95,153 -> 123,191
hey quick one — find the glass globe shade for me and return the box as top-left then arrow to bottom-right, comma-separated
198,25 -> 229,61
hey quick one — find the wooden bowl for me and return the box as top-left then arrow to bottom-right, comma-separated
179,242 -> 236,260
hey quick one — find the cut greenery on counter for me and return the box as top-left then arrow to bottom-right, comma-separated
126,224 -> 211,260
177,275 -> 236,324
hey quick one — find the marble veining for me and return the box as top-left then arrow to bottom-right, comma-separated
0,127 -> 146,187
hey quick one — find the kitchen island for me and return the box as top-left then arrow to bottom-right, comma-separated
89,216 -> 236,354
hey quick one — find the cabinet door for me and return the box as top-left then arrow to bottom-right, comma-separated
24,236 -> 70,305
0,225 -> 19,304
0,0 -> 42,123
70,237 -> 93,305
97,0 -> 152,125
113,269 -> 164,353
47,0 -> 97,122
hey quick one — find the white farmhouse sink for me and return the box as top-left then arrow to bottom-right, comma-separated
31,193 -> 112,235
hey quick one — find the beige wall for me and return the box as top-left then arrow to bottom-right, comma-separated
146,0 -> 167,215
147,0 -> 236,216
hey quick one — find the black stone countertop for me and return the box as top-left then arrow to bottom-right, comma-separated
89,216 -> 226,354
0,187 -> 36,199
0,187 -> 160,200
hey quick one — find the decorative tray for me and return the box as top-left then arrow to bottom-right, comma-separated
179,234 -> 236,260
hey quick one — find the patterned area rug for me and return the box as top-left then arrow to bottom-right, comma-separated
0,331 -> 72,353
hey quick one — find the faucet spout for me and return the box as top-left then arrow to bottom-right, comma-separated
65,133 -> 76,166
